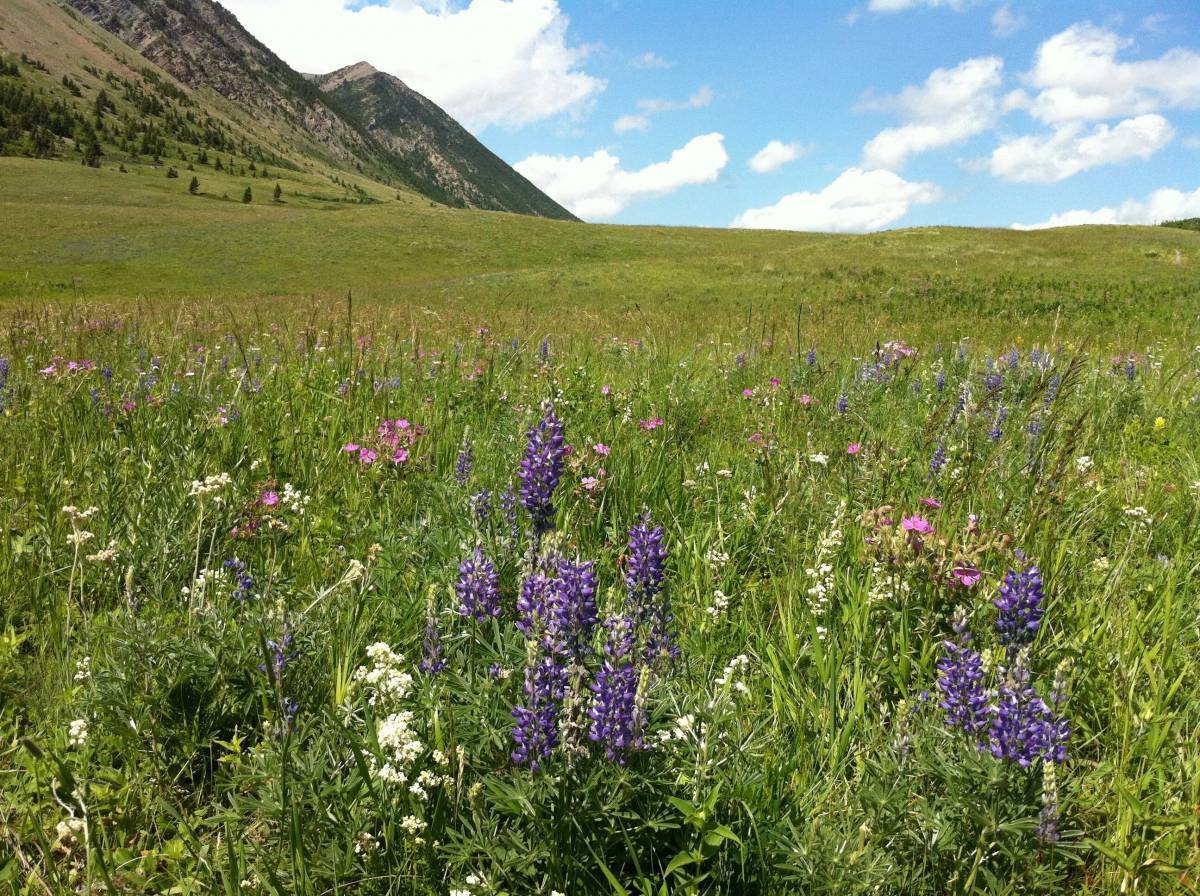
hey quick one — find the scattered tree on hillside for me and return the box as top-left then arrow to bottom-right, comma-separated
189,175 -> 199,194
166,165 -> 179,178
273,182 -> 282,202
242,186 -> 252,204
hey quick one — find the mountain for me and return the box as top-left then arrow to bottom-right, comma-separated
316,62 -> 574,220
0,0 -> 574,219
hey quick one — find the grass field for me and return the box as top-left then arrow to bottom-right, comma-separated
1,157 -> 1199,895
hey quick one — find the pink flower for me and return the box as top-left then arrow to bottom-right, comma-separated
769,377 -> 782,387
601,385 -> 612,396
639,417 -> 664,431
342,443 -> 360,454
391,447 -> 409,464
260,490 -> 280,507
901,515 -> 934,536
742,388 -> 755,398
846,442 -> 862,456
951,566 -> 982,588
799,394 -> 813,406
593,443 -> 610,456
359,448 -> 378,465
920,497 -> 943,509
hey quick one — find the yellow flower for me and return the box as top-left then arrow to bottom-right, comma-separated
1154,416 -> 1166,431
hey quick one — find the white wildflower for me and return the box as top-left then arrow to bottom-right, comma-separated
68,718 -> 88,748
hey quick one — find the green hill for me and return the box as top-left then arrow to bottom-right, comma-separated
0,0 -> 575,218
1,156 -> 1197,347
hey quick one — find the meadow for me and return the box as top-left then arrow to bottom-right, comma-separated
1,159 -> 1199,895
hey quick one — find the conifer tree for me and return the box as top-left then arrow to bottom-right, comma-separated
242,185 -> 252,204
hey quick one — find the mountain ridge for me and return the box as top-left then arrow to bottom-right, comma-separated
0,0 -> 575,219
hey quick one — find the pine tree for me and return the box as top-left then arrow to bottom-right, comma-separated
242,185 -> 252,204
273,182 -> 282,202
188,176 -> 199,195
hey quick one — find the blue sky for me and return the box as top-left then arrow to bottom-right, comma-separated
222,0 -> 1200,230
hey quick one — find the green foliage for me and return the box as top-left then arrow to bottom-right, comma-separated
1160,218 -> 1200,232
242,185 -> 252,204
188,175 -> 199,195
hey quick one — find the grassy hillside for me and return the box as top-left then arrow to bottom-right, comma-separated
1,157 -> 1198,348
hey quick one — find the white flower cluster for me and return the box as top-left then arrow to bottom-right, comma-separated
354,643 -> 414,707
68,718 -> 88,748
708,654 -> 751,710
62,505 -> 99,521
805,502 -> 847,638
808,452 -> 829,466
190,473 -> 232,500
85,539 -> 119,563
866,562 -> 911,606
73,656 -> 91,683
1123,506 -> 1151,529
373,710 -> 424,786
281,483 -> 310,515
181,567 -> 215,601
1075,455 -> 1094,474
705,589 -> 731,621
66,530 -> 95,547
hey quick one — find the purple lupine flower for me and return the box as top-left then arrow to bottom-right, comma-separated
470,488 -> 492,522
223,557 -> 256,601
549,557 -> 599,658
806,348 -> 817,367
836,393 -> 849,415
988,658 -> 1069,767
516,563 -> 556,636
936,615 -> 989,737
936,369 -> 946,392
1124,357 -> 1136,380
260,626 -> 296,681
455,442 -> 474,486
1037,775 -> 1061,843
1043,374 -> 1061,408
518,404 -> 565,535
913,378 -> 922,394
929,443 -> 947,477
949,385 -> 969,425
587,614 -> 646,763
419,606 -> 448,675
625,513 -> 677,663
983,371 -> 1003,393
511,647 -> 569,770
994,561 -> 1045,649
988,404 -> 1007,442
539,338 -> 550,362
500,484 -> 519,542
457,547 -> 501,621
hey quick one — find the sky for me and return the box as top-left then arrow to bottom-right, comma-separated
218,0 -> 1200,232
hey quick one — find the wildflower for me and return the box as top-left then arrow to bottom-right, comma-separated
419,603 -> 448,676
950,566 -> 981,588
355,643 -> 414,707
601,384 -> 612,396
456,547 -> 501,621
259,490 -> 280,508
742,388 -> 755,398
806,348 -> 817,366
1153,416 -> 1166,431
626,513 -> 676,663
901,515 -> 934,536
454,440 -> 474,486
937,613 -> 988,736
929,443 -> 947,476
68,718 -> 89,748
994,560 -> 1044,649
470,488 -> 492,522
592,442 -> 610,456
836,393 -> 848,414
1075,455 -> 1093,474
223,557 -> 256,601
988,655 -> 1069,767
798,393 -> 813,406
588,616 -> 646,763
808,452 -> 829,466
1037,761 -> 1062,843
920,497 -> 942,508
518,403 -> 565,535
638,417 -> 664,431
511,644 -> 569,771
846,442 -> 862,456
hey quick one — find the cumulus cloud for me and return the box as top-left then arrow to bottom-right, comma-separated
514,133 -> 729,219
1021,22 -> 1200,124
868,0 -> 975,12
731,167 -> 941,232
630,51 -> 671,69
991,4 -> 1025,38
218,0 -> 604,131
988,114 -> 1174,183
861,57 -> 1004,170
748,140 -> 809,173
1012,184 -> 1200,229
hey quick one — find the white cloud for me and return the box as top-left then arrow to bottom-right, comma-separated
637,86 -> 714,114
613,114 -> 650,134
861,57 -> 1004,170
868,0 -> 974,12
1023,22 -> 1200,124
731,167 -> 941,232
612,86 -> 713,134
988,114 -> 1174,183
991,4 -> 1026,38
218,0 -> 604,131
631,51 -> 671,69
1012,184 -> 1200,229
748,140 -> 809,173
514,133 -> 729,219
